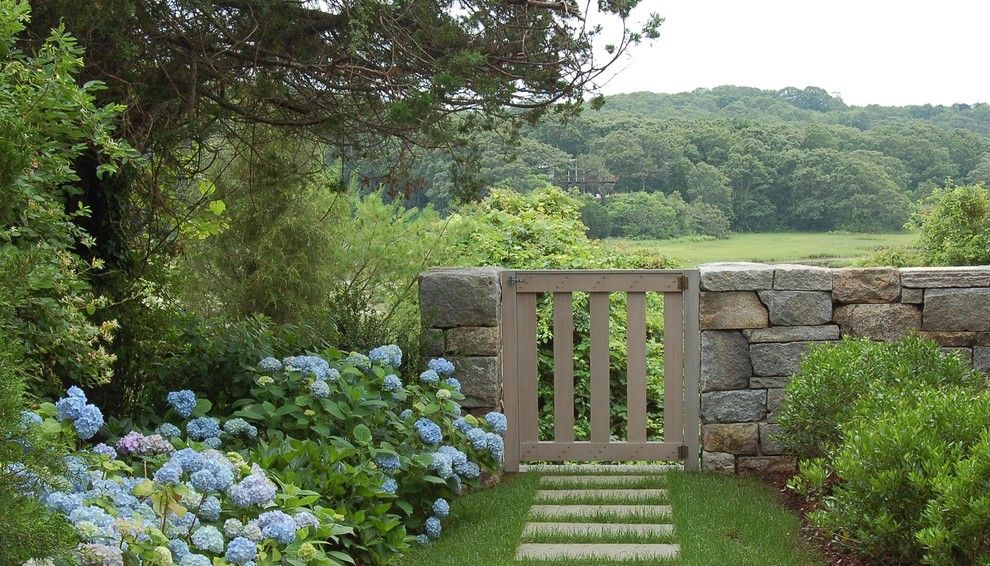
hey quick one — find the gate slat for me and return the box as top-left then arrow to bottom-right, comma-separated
500,272 -> 520,472
518,292 -> 539,443
663,292 -> 684,444
553,292 -> 575,442
590,292 -> 610,443
626,292 -> 648,442
682,271 -> 701,471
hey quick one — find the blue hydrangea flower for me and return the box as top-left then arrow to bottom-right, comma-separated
230,471 -> 276,508
198,450 -> 236,491
67,386 -> 86,399
203,436 -> 222,449
200,495 -> 221,521
168,539 -> 190,561
224,518 -> 243,538
92,443 -> 117,460
415,534 -> 430,545
444,377 -> 461,392
419,369 -> 440,385
485,411 -> 508,435
20,410 -> 42,428
191,525 -> 224,554
223,418 -> 258,439
225,536 -> 258,565
283,355 -> 334,380
154,461 -> 183,485
69,505 -> 114,530
369,344 -> 403,368
171,448 -> 204,473
293,511 -> 319,530
381,477 -> 398,494
466,427 -> 487,450
432,498 -> 450,518
428,358 -> 455,375
73,403 -> 103,440
242,520 -> 263,542
190,469 -> 219,493
382,374 -> 402,392
453,417 -> 472,433
64,455 -> 91,492
44,491 -> 85,514
438,445 -> 468,466
310,380 -> 330,398
414,418 -> 442,444
55,393 -> 86,422
455,460 -> 480,479
157,423 -> 181,438
179,554 -> 211,566
486,432 -> 504,460
186,417 -> 220,441
257,510 -> 297,544
258,357 -> 282,372
399,409 -> 412,419
167,390 -> 197,418
375,453 -> 401,472
425,516 -> 442,539
344,352 -> 372,371
429,452 -> 453,479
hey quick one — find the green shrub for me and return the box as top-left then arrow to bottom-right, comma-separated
813,388 -> 990,564
775,336 -> 986,459
579,197 -> 610,239
910,183 -> 990,266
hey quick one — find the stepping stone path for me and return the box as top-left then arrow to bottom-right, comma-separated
515,464 -> 681,562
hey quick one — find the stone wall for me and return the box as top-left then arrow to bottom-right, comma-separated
699,263 -> 990,474
419,268 -> 503,414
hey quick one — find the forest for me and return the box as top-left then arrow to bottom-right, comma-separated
397,86 -> 990,235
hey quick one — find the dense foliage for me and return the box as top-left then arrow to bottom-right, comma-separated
778,337 -> 990,564
910,183 -> 990,266
399,86 -> 990,235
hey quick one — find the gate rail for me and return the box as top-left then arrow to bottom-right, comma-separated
500,270 -> 700,472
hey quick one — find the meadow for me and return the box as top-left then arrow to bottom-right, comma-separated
605,231 -> 916,267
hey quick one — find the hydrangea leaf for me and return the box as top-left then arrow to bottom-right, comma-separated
352,424 -> 372,444
133,479 -> 155,496
192,398 -> 213,417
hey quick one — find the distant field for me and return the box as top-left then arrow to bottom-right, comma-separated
605,232 -> 916,267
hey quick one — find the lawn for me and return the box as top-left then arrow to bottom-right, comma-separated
400,471 -> 822,565
606,231 -> 915,267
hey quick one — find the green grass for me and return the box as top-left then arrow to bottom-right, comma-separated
399,471 -> 823,565
606,231 -> 916,267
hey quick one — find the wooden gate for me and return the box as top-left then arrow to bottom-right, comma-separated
500,270 -> 700,472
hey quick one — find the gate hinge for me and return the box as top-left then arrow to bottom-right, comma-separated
677,444 -> 688,459
677,275 -> 689,291
508,274 -> 526,285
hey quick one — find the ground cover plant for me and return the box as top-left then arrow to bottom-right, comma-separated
6,346 -> 506,564
778,336 -> 990,564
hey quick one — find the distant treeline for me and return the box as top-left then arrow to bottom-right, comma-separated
395,86 -> 990,234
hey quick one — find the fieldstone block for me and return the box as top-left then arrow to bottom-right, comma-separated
901,267 -> 990,288
446,326 -> 499,356
419,268 -> 500,328
901,287 -> 924,304
923,288 -> 990,332
702,451 -> 735,473
701,331 -> 752,391
977,334 -> 990,347
700,292 -> 768,329
919,331 -> 976,347
750,342 -> 816,377
758,291 -> 832,326
422,328 -> 444,356
750,375 -> 791,389
699,263 -> 773,291
833,268 -> 900,303
975,347 -> 990,375
772,264 -> 832,291
767,388 -> 785,424
701,390 -> 767,423
737,456 -> 796,475
938,347 -> 973,364
745,325 -> 840,343
702,423 -> 759,455
760,423 -> 784,456
450,356 -> 500,407
834,303 -> 921,342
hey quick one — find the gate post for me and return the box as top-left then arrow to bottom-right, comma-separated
418,267 -> 507,423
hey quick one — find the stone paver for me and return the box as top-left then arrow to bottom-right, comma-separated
516,543 -> 681,561
528,504 -> 673,519
521,522 -> 674,537
539,474 -> 657,487
534,488 -> 668,501
520,463 -> 681,474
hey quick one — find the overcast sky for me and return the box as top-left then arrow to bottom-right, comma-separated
595,0 -> 990,107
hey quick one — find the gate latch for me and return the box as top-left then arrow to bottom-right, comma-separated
677,445 -> 688,459
508,274 -> 526,285
678,275 -> 690,290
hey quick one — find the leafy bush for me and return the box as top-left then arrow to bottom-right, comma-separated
775,336 -> 986,459
910,183 -> 990,266
813,388 -> 990,564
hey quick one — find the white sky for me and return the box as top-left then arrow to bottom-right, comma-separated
594,0 -> 990,106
